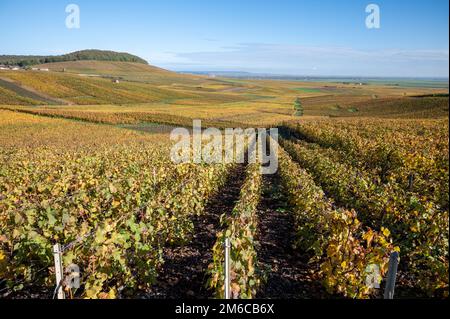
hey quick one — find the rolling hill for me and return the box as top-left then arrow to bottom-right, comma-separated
34,60 -> 207,85
0,68 -> 201,105
0,56 -> 251,106
0,49 -> 262,106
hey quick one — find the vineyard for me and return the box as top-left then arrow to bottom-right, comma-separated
0,110 -> 235,298
0,106 -> 448,299
0,59 -> 449,299
279,118 -> 449,297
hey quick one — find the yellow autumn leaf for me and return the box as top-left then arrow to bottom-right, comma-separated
112,200 -> 120,208
231,282 -> 241,294
109,183 -> 117,194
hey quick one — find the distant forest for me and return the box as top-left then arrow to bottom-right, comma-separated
0,50 -> 148,66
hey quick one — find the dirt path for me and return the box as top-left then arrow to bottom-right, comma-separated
256,173 -> 328,299
146,163 -> 247,299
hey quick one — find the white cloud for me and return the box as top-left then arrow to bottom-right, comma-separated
156,43 -> 449,77
145,51 -> 192,65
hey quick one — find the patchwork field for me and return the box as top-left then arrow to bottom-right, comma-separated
1,64 -> 448,130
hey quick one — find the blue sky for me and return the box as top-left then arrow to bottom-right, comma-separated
0,0 -> 448,77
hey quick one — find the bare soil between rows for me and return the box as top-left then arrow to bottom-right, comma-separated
146,164 -> 247,299
255,172 -> 329,299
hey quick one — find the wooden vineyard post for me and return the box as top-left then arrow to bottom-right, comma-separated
53,243 -> 65,299
384,251 -> 399,299
224,238 -> 231,299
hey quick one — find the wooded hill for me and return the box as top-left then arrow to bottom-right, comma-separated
0,50 -> 148,66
